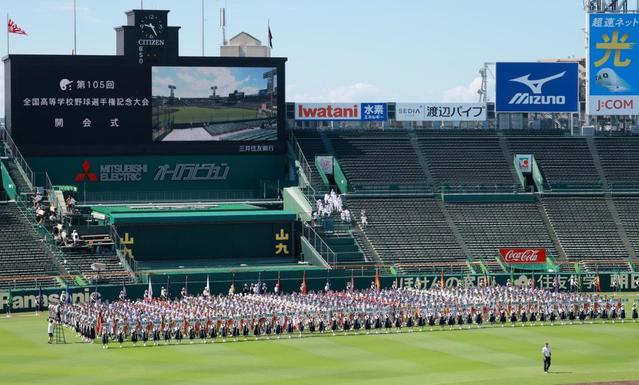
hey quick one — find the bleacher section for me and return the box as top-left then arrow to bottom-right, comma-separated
418,136 -> 515,190
346,197 -> 466,268
612,197 -> 639,254
507,137 -> 601,190
0,202 -> 63,289
61,254 -> 131,285
596,138 -> 639,190
327,134 -> 428,191
294,130 -> 330,191
542,197 -> 627,259
446,202 -> 558,261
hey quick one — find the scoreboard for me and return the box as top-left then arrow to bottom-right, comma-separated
3,9 -> 286,156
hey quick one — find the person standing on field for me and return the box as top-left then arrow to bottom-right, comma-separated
542,342 -> 552,373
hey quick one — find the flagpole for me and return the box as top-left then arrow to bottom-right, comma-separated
6,14 -> 9,56
73,0 -> 77,54
201,0 -> 205,56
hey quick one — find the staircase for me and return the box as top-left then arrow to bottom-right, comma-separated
316,220 -> 366,265
497,132 -> 522,189
586,137 -> 610,192
408,132 -> 435,187
1,158 -> 33,195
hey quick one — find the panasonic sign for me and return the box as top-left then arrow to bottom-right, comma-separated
496,63 -> 578,113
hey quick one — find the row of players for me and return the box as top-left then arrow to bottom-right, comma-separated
62,304 -> 638,348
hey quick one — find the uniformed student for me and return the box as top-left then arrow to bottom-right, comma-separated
117,328 -> 124,348
47,319 -> 54,344
101,327 -> 109,349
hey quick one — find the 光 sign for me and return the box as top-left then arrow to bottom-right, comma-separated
496,62 -> 578,113
588,14 -> 639,115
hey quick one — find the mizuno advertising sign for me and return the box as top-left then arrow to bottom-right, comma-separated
588,14 -> 639,115
496,62 -> 579,113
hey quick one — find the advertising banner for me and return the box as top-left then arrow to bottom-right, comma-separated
499,248 -> 547,264
515,154 -> 533,173
496,62 -> 579,113
395,103 -> 486,121
294,103 -> 387,121
588,14 -> 639,115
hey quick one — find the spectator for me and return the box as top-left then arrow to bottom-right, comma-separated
32,193 -> 42,208
66,195 -> 76,213
71,229 -> 80,247
360,209 -> 368,227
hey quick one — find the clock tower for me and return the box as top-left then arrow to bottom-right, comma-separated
115,10 -> 180,65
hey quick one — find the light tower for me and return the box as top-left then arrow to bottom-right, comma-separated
210,86 -> 218,98
168,85 -> 176,99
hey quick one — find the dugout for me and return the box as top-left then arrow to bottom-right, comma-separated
91,202 -> 300,269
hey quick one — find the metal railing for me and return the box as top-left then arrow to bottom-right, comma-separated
109,224 -> 137,277
302,224 -> 337,266
74,189 -> 273,204
0,127 -> 34,190
440,184 -> 520,194
350,183 -> 435,195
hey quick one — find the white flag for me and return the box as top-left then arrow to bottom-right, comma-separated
148,276 -> 153,298
206,275 -> 210,292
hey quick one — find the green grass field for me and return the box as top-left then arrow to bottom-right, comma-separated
159,106 -> 258,124
1,313 -> 638,385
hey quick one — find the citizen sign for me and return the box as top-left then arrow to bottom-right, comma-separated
499,248 -> 546,264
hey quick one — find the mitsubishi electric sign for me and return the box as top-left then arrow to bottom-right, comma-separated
495,62 -> 578,113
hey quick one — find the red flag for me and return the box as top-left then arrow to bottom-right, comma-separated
268,25 -> 273,48
301,270 -> 307,295
96,312 -> 103,334
441,271 -> 445,289
8,19 -> 27,35
375,269 -> 381,290
595,271 -> 602,292
277,271 -> 281,291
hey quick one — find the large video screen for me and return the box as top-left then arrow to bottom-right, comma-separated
6,56 -> 286,155
152,66 -> 278,142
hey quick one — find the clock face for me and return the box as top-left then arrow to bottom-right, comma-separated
138,13 -> 165,39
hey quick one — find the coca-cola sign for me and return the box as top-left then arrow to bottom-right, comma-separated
499,248 -> 546,264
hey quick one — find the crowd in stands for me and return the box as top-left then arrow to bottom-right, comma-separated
30,191 -> 90,250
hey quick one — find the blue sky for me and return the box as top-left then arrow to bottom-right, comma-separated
152,66 -> 274,97
2,0 -> 587,115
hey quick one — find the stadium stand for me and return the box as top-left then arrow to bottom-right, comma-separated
0,202 -> 64,289
293,130 -> 330,191
542,197 -> 628,259
328,134 -> 428,191
612,197 -> 639,253
596,137 -> 639,190
346,197 -> 467,270
446,201 -> 559,262
507,137 -> 602,190
418,136 -> 516,190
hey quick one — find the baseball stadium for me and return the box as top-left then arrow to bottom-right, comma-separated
1,2 -> 639,385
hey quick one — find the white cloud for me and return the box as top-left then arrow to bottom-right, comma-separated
442,76 -> 495,103
327,82 -> 381,102
152,67 -> 259,98
288,82 -> 382,102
